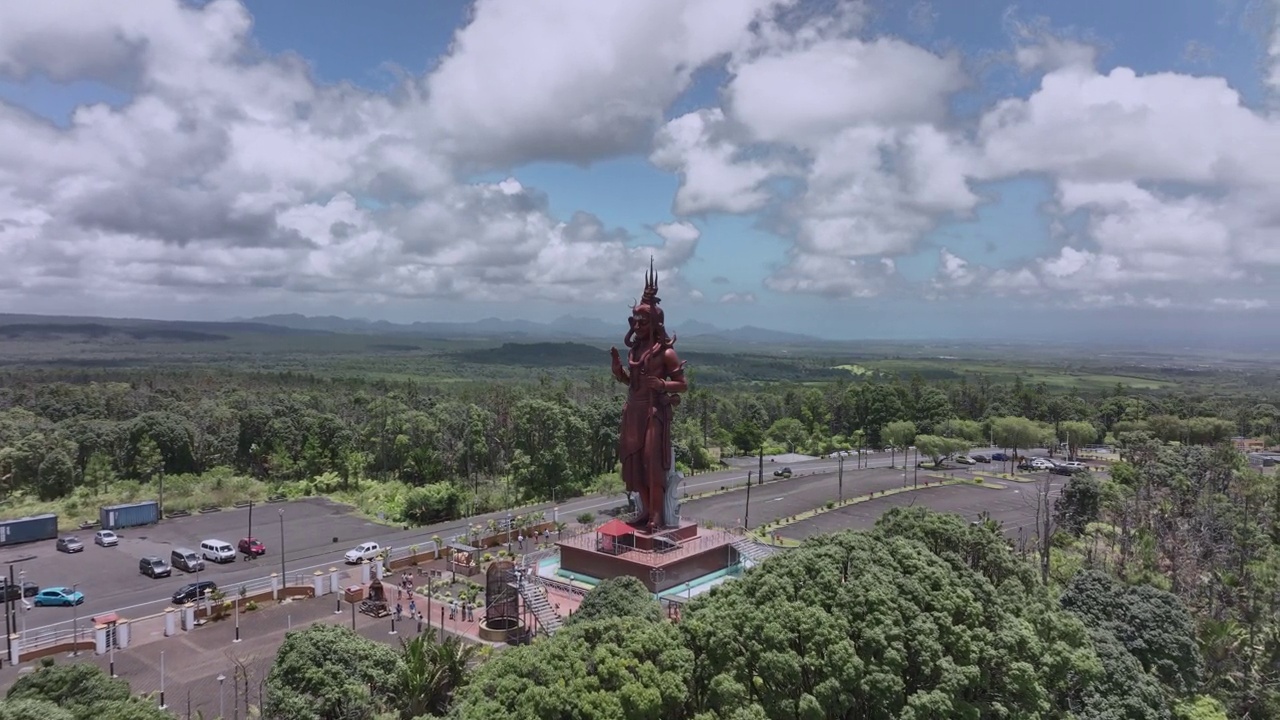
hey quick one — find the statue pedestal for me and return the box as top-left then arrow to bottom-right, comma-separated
555,521 -> 739,594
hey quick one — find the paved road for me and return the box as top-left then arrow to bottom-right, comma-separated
3,451 -> 931,639
782,473 -> 1068,541
683,467 -> 926,530
2,445 -> 1018,640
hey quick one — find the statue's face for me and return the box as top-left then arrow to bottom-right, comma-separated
632,306 -> 652,338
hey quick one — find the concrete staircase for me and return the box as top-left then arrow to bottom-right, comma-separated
519,580 -> 564,636
732,537 -> 782,565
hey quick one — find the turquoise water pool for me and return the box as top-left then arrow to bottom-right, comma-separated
535,554 -> 746,602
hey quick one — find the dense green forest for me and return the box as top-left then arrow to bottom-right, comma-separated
0,346 -> 1275,525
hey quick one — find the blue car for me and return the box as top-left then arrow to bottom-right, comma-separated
33,587 -> 84,607
991,452 -> 1009,461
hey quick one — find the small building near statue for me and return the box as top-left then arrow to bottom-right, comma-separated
556,517 -> 740,594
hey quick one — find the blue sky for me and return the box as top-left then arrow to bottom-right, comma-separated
0,0 -> 1278,343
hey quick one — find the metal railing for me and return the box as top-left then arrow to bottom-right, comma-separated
20,622 -> 92,652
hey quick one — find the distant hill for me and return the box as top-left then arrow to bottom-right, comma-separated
0,322 -> 227,343
455,341 -> 608,366
236,313 -> 825,346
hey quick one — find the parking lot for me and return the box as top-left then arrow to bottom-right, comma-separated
682,467 -> 922,530
0,498 -> 391,634
781,474 -> 1068,541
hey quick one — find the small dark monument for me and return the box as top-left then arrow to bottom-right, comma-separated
359,576 -> 390,618
478,559 -> 525,642
557,261 -> 740,594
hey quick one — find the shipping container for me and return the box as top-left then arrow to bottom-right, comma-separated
99,501 -> 160,530
0,513 -> 59,547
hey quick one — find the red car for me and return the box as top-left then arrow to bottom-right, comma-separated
238,537 -> 266,557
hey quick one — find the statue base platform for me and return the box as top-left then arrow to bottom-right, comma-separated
555,520 -> 739,594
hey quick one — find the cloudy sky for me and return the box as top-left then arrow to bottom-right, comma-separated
1,0 -> 1279,343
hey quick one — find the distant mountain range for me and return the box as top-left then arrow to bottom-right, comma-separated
232,313 -> 824,346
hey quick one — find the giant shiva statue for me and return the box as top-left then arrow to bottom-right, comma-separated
610,260 -> 689,533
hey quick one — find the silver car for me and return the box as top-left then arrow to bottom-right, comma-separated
94,530 -> 119,547
56,536 -> 84,553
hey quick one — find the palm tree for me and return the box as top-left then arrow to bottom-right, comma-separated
430,534 -> 443,559
396,634 -> 479,718
554,520 -> 568,540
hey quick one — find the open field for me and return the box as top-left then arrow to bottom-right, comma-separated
835,358 -> 1178,391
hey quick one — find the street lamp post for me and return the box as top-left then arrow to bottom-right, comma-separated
744,471 -> 752,531
278,509 -> 286,588
234,598 -> 241,642
159,650 -> 166,709
218,673 -> 226,719
837,454 -> 844,503
109,626 -> 116,677
247,501 -> 254,549
71,583 -> 80,656
18,569 -> 26,644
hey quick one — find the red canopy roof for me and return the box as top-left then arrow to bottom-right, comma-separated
597,519 -> 636,538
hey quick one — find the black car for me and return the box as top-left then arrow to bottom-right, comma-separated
1,581 -> 38,602
172,580 -> 218,604
972,454 -> 991,463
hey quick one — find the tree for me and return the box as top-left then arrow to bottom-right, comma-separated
3,661 -> 170,720
1059,420 -> 1098,460
402,483 -> 461,525
450,617 -> 693,720
992,416 -> 1041,474
1054,471 -> 1102,536
6,661 -> 131,709
679,520 -> 1138,719
36,449 -> 74,501
937,418 -> 984,443
912,434 -> 969,467
1061,570 -> 1203,696
264,624 -> 403,720
765,418 -> 806,454
567,576 -> 662,626
397,634 -> 478,719
731,421 -> 763,457
881,420 -> 916,468
0,699 -> 74,720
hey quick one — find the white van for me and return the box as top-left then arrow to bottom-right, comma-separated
200,539 -> 236,564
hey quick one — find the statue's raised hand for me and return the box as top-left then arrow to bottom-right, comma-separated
610,347 -> 626,381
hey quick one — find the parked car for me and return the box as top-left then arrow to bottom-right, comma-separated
56,536 -> 84,553
94,530 -> 119,547
172,581 -> 218,604
1050,465 -> 1074,476
955,455 -> 976,465
200,539 -> 236,564
344,541 -> 382,564
991,452 -> 1009,462
238,537 -> 266,557
33,587 -> 84,607
972,454 -> 991,463
139,556 -> 172,578
773,467 -> 793,478
1061,461 -> 1088,472
1,580 -> 38,602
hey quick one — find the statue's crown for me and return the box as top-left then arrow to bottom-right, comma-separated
642,257 -> 660,305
